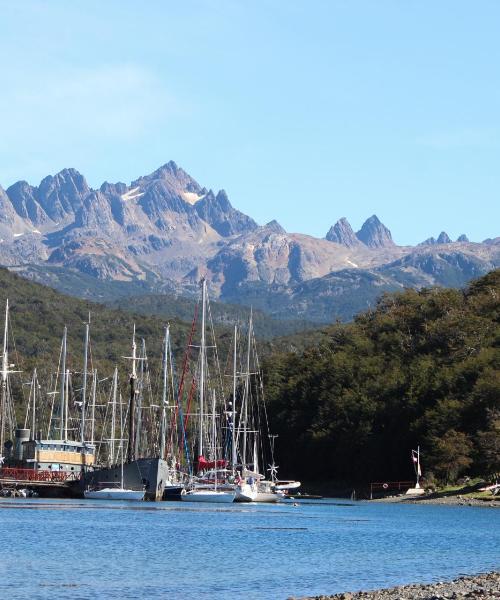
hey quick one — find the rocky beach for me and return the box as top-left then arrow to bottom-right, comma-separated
371,491 -> 500,508
301,572 -> 500,600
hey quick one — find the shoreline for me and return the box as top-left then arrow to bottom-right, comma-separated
369,493 -> 500,508
298,571 -> 500,600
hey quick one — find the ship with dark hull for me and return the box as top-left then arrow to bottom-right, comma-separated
82,326 -> 182,501
82,457 -> 169,501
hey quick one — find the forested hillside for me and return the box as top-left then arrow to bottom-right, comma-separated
0,267 -> 197,379
109,292 -> 313,340
264,270 -> 500,486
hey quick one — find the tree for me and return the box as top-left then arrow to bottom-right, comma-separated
430,430 -> 473,484
476,410 -> 500,479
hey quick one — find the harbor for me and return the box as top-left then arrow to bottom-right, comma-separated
0,283 -> 300,504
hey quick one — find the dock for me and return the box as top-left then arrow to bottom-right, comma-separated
0,467 -> 80,497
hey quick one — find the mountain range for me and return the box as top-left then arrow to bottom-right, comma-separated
1,161 -> 498,322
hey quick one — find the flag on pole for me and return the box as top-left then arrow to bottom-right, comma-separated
411,449 -> 422,476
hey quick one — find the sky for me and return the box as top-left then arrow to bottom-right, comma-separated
0,1 -> 499,245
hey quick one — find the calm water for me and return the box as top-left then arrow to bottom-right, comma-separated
0,498 -> 498,599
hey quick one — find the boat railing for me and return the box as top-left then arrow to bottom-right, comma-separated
91,482 -> 121,490
0,467 -> 81,483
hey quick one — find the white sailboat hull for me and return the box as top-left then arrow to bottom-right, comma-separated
234,482 -> 258,502
181,489 -> 235,503
84,487 -> 145,501
254,491 -> 281,503
235,482 -> 282,503
275,480 -> 301,491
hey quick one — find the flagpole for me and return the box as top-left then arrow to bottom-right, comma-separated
416,445 -> 420,489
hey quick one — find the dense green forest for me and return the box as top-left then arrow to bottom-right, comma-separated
264,270 -> 500,486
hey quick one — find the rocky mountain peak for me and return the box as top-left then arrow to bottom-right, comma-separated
356,215 -> 395,248
215,189 -> 231,211
0,185 -> 30,235
40,168 -> 89,194
37,168 -> 90,222
264,220 -> 286,234
419,237 -> 437,246
100,181 -> 128,197
194,189 -> 258,237
6,180 -> 51,226
325,217 -> 360,247
132,161 -> 202,195
437,231 -> 452,244
420,232 -> 458,246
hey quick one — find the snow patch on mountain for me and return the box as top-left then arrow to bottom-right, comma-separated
121,187 -> 145,202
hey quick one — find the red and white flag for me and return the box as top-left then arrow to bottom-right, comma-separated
411,449 -> 422,476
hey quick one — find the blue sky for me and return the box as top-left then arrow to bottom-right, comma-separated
0,1 -> 498,244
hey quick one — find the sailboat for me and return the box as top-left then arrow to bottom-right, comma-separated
233,311 -> 300,503
84,368 -> 145,501
83,327 -> 171,500
182,389 -> 235,503
181,487 -> 235,503
181,280 -> 235,504
159,324 -> 185,499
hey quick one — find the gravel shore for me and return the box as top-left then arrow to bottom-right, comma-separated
370,494 -> 500,508
298,572 -> 500,599
408,496 -> 500,508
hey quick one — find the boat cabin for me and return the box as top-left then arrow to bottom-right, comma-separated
4,428 -> 95,473
23,439 -> 95,472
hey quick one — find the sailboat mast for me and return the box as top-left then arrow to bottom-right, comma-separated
32,368 -> 37,435
1,300 -> 8,384
110,367 -> 118,465
127,325 -> 137,463
198,279 -> 207,460
242,309 -> 252,470
81,321 -> 89,445
119,376 -> 124,488
64,369 -> 70,441
60,327 -> 67,441
253,434 -> 259,475
212,388 -> 217,491
90,369 -> 97,445
1,300 -> 9,453
134,339 -> 146,459
159,325 -> 170,460
232,325 -> 237,470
